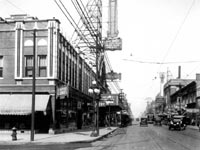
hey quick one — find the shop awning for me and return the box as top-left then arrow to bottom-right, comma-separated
0,94 -> 50,115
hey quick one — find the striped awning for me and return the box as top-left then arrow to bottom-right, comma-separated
0,94 -> 50,115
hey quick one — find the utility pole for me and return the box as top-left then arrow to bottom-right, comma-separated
31,29 -> 36,141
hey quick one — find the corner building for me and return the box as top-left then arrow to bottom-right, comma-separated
0,14 -> 101,133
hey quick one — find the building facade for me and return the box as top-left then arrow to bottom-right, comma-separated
0,14 -> 108,133
170,74 -> 200,125
164,78 -> 193,114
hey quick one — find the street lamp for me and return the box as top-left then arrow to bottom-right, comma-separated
88,80 -> 100,137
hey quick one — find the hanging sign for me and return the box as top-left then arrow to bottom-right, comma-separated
104,37 -> 122,51
106,71 -> 121,81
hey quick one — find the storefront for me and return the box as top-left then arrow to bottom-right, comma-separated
0,94 -> 51,133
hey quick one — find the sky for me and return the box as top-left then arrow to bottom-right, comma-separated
1,0 -> 200,117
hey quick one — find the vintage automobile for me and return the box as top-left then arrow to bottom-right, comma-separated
168,115 -> 187,130
140,117 -> 148,127
154,115 -> 162,126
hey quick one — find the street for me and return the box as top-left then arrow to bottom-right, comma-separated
89,123 -> 200,150
1,123 -> 200,150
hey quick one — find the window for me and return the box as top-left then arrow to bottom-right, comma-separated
38,55 -> 47,77
25,56 -> 33,77
38,39 -> 47,46
0,56 -> 3,77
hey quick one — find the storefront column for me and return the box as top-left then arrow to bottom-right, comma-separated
49,95 -> 56,133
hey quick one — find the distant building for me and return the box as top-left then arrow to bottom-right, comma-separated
170,74 -> 200,125
164,78 -> 193,113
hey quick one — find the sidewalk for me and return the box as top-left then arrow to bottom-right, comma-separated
187,125 -> 199,131
0,127 -> 117,145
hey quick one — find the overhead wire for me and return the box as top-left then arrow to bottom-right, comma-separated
158,0 -> 195,70
70,0 -> 95,41
5,0 -> 27,14
54,0 -> 93,49
146,0 -> 196,98
123,59 -> 200,64
71,0 -> 96,42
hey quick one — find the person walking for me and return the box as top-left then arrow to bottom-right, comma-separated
197,121 -> 200,132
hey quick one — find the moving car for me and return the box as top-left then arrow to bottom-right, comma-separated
168,115 -> 187,130
147,113 -> 154,124
140,117 -> 148,127
154,115 -> 162,126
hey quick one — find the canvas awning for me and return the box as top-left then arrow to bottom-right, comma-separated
0,94 -> 50,115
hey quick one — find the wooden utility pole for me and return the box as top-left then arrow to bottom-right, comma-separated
31,29 -> 36,141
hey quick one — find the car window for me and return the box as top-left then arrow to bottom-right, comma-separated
173,118 -> 181,122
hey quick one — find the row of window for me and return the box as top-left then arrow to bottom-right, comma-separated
0,55 -> 46,78
24,55 -> 47,77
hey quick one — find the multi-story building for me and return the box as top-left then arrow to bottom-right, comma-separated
164,78 -> 193,113
0,14 -> 108,133
170,74 -> 200,125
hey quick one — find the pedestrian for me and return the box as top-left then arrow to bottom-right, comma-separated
197,121 -> 200,132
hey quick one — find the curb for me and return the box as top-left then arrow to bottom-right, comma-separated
70,128 -> 118,143
0,128 -> 118,145
187,126 -> 199,131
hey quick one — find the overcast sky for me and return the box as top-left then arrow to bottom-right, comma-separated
1,0 -> 200,117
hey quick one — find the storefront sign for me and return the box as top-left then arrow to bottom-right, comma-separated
155,97 -> 165,104
101,94 -> 119,105
186,108 -> 199,113
57,84 -> 69,98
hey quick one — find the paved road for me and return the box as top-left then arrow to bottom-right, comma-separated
81,124 -> 200,150
1,124 -> 200,150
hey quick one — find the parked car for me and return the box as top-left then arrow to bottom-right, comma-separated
168,115 -> 187,130
140,117 -> 148,127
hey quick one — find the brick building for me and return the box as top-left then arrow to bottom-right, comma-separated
0,14 -> 108,133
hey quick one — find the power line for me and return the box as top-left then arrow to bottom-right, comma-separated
123,58 -> 200,64
5,0 -> 27,14
159,0 -> 195,67
156,0 -> 196,83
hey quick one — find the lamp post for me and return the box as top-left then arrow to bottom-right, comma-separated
88,80 -> 100,137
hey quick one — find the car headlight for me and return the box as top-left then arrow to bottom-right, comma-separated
170,121 -> 173,124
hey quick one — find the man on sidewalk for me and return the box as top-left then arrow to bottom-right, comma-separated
197,121 -> 200,132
